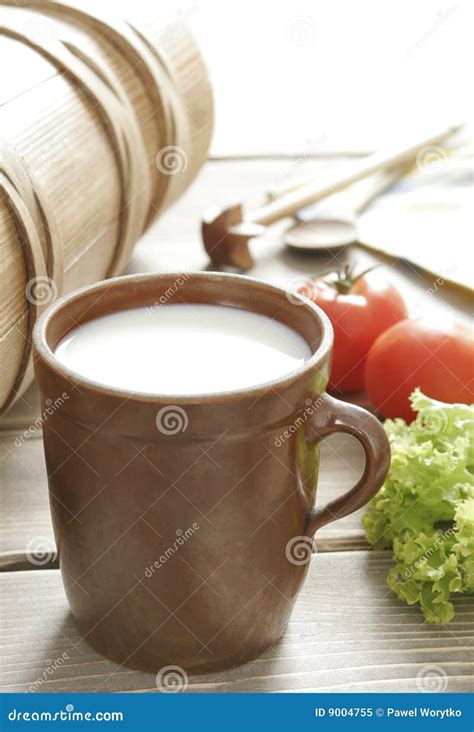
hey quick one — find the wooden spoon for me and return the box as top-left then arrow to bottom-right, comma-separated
202,122 -> 461,269
283,166 -> 404,251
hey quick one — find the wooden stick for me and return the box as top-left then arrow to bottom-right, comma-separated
248,123 -> 462,227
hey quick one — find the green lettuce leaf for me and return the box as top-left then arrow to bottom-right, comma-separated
363,389 -> 474,623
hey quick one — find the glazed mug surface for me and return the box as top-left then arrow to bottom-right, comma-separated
33,272 -> 390,674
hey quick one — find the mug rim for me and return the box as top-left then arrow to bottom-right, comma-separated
33,271 -> 333,405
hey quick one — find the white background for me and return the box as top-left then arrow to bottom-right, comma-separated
181,0 -> 471,155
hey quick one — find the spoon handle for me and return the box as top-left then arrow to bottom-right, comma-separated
349,165 -> 405,216
248,122 -> 462,227
296,165 -> 405,221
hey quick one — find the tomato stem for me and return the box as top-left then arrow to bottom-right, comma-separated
317,263 -> 380,294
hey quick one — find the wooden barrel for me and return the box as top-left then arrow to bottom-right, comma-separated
0,0 -> 213,413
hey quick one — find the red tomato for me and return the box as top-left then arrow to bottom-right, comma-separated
299,267 -> 407,392
365,317 -> 474,421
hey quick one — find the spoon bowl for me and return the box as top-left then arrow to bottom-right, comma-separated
285,212 -> 359,251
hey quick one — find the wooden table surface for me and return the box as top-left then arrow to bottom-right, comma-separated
0,158 -> 472,693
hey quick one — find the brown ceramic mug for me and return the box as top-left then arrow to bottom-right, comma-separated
33,272 -> 390,675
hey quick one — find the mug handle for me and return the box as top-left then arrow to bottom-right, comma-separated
305,393 -> 391,536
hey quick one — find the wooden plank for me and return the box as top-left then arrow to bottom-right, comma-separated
0,431 -> 51,559
0,383 -> 41,434
0,552 -> 472,693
